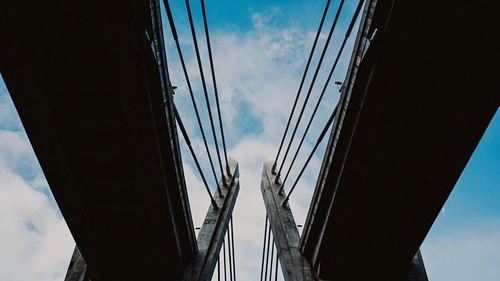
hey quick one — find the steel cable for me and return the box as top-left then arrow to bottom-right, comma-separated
282,105 -> 338,206
263,221 -> 272,281
164,1 -> 222,196
272,0 -> 332,174
259,217 -> 269,281
227,227 -> 233,281
268,239 -> 274,281
275,0 -> 345,183
185,0 -> 227,187
174,105 -> 218,208
231,219 -> 237,281
279,0 -> 364,192
200,0 -> 231,176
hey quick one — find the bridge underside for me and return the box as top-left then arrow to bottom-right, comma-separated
0,1 -> 196,280
301,0 -> 499,280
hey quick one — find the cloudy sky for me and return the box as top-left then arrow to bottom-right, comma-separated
0,1 -> 499,280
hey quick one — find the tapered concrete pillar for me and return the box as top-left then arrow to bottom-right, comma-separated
260,161 -> 314,281
182,158 -> 240,281
408,250 -> 429,281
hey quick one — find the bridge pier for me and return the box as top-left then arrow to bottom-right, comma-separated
64,247 -> 90,281
260,161 -> 314,281
182,158 -> 240,281
408,250 -> 429,281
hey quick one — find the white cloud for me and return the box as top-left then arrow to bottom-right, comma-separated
0,129 -> 74,281
422,220 -> 500,281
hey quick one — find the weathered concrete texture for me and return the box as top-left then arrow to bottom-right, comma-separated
182,158 -> 240,281
65,247 -> 90,281
261,162 -> 314,281
408,250 -> 428,281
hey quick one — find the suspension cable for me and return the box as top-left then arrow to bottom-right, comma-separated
174,105 -> 218,209
282,105 -> 338,207
227,226 -> 233,281
263,221 -> 272,281
274,251 -> 279,281
200,0 -> 230,176
279,0 -> 364,192
268,238 -> 275,281
260,217 -> 269,281
275,0 -> 345,183
272,0 -> 331,174
230,219 -> 237,281
164,1 -> 222,196
218,256 -> 221,281
223,240 -> 227,281
185,0 -> 227,187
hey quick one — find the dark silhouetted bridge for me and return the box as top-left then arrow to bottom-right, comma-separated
1,0 -> 498,281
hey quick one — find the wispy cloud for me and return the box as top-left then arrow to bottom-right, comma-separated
0,90 -> 74,281
422,220 -> 500,281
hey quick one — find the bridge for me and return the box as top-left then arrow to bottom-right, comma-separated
299,1 -> 498,279
1,0 -> 498,280
1,0 -> 238,280
261,0 -> 498,280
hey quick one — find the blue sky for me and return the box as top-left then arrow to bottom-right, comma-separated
421,108 -> 500,280
0,1 -> 499,280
